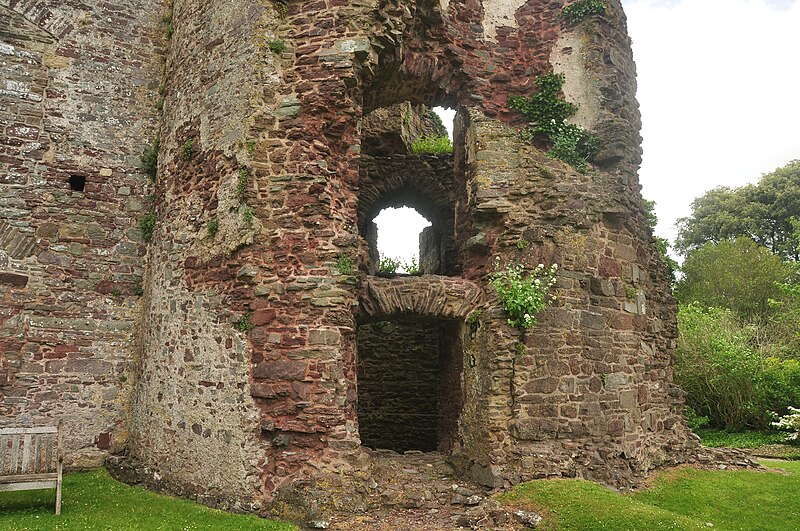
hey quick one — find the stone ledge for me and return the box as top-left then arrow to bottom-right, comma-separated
359,275 -> 483,321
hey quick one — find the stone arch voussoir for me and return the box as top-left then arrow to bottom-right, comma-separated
359,276 -> 483,322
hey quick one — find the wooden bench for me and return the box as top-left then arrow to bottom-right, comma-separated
0,423 -> 63,514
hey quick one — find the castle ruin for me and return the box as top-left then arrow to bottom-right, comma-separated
1,0 -> 703,524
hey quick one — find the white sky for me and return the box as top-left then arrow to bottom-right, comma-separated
376,1 -> 800,263
624,0 -> 800,242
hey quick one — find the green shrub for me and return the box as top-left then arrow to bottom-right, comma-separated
676,303 -> 800,430
237,168 -> 250,202
207,218 -> 219,236
508,73 -> 598,171
562,0 -> 606,25
182,138 -> 193,160
410,135 -> 453,155
234,312 -> 255,332
243,206 -> 254,225
403,255 -> 420,274
489,259 -> 558,330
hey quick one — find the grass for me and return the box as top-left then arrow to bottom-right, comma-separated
500,459 -> 800,530
0,469 -> 295,530
697,428 -> 800,460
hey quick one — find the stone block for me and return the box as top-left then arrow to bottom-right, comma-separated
253,360 -> 307,381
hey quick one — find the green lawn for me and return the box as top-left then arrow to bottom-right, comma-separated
0,469 -> 295,530
500,459 -> 800,530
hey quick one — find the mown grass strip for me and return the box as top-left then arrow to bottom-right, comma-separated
500,459 -> 800,530
0,469 -> 295,530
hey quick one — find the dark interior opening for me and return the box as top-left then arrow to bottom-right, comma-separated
356,317 -> 464,453
69,174 -> 86,192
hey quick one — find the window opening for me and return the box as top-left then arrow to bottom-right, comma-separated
431,106 -> 455,141
372,206 -> 431,274
69,175 -> 86,192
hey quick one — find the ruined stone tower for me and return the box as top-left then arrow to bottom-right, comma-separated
1,0 -> 697,520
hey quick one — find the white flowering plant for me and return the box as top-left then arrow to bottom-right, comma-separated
489,259 -> 559,330
772,406 -> 800,441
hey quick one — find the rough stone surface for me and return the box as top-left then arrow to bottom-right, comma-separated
0,0 -> 748,526
0,0 -> 160,468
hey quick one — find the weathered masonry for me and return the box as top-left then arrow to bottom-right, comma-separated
2,0 -> 705,522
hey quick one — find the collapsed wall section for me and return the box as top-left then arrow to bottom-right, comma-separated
0,0 -> 161,468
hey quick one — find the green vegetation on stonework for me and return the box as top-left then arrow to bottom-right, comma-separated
335,254 -> 353,275
234,311 -> 256,333
207,217 -> 219,237
499,459 -> 800,530
508,73 -> 598,171
410,135 -> 452,155
562,0 -> 607,25
0,469 -> 295,530
182,138 -> 194,160
379,254 -> 401,274
489,259 -> 558,330
139,211 -> 156,242
139,136 -> 159,180
267,39 -> 286,54
237,168 -> 250,202
243,206 -> 255,225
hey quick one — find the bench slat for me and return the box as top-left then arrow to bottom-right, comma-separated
22,434 -> 31,474
0,472 -> 59,484
0,479 -> 59,492
0,427 -> 58,435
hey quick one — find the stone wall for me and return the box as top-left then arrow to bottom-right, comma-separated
0,0 -> 161,468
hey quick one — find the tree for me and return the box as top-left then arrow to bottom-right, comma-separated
675,238 -> 791,321
675,159 -> 800,260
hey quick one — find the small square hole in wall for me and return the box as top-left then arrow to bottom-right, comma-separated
69,175 -> 86,192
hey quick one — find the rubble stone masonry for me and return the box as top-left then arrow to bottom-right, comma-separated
2,0 -> 704,522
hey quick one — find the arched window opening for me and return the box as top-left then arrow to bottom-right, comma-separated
372,206 -> 431,275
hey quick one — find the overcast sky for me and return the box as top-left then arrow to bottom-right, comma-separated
624,0 -> 800,241
376,0 -> 800,266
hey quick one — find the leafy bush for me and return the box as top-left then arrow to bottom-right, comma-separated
410,135 -> 452,155
489,260 -> 558,330
267,39 -> 286,54
403,255 -> 420,274
676,303 -> 800,430
335,254 -> 353,275
508,73 -> 598,171
237,168 -> 250,202
234,312 -> 255,333
207,218 -> 219,236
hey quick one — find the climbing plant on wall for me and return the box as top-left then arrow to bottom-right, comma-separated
508,73 -> 598,171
